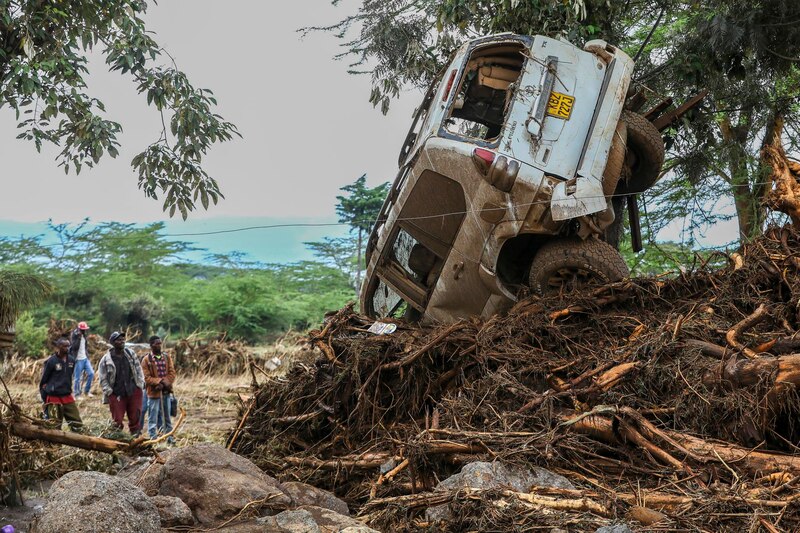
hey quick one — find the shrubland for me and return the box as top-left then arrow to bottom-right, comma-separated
0,221 -> 354,353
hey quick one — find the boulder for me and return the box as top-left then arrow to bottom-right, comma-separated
155,443 -> 291,525
426,461 -> 575,522
256,505 -> 379,532
280,481 -> 349,516
31,471 -> 160,533
596,525 -> 634,533
117,452 -> 175,496
150,495 -> 194,527
434,461 -> 575,493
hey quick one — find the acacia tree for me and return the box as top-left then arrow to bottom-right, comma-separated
0,0 -> 239,218
317,0 -> 800,244
335,174 -> 389,289
304,237 -> 358,281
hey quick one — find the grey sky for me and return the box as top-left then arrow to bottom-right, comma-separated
0,0 -> 419,224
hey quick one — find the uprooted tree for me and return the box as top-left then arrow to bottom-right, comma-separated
0,0 -> 240,218
227,151 -> 800,530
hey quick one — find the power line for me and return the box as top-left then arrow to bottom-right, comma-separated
165,222 -> 344,237
0,180 -> 779,250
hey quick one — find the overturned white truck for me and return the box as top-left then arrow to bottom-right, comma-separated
362,33 -> 666,323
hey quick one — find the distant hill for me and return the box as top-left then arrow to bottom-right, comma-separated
0,217 -> 349,265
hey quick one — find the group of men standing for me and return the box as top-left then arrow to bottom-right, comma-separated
38,323 -> 177,444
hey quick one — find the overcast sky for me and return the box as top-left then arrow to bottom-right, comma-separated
0,0 -> 419,225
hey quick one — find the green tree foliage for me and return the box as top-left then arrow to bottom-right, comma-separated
307,0 -> 604,113
335,174 -> 389,289
640,0 -> 800,242
2,223 -> 354,344
319,0 -> 800,243
13,311 -> 48,356
0,0 -> 240,218
303,237 -> 358,286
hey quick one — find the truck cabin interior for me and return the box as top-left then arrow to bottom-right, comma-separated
445,42 -> 526,141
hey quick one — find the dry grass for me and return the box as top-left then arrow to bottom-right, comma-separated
5,372 -> 248,444
1,369 -> 251,487
0,333 -> 310,489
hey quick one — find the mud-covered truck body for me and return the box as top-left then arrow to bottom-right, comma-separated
361,33 -> 664,323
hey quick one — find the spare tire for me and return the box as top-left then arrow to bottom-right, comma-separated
615,110 -> 665,195
529,238 -> 629,295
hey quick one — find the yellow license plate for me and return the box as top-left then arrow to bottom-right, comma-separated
547,91 -> 575,120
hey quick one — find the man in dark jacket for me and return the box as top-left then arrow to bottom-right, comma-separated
98,331 -> 144,434
39,338 -> 83,431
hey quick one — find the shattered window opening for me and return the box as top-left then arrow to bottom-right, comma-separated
444,43 -> 526,141
390,229 -> 440,289
371,279 -> 407,318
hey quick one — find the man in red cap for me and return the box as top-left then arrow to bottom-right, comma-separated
69,321 -> 95,400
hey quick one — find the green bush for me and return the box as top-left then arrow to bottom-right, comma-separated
13,312 -> 48,357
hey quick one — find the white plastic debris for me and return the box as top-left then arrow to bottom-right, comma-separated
264,356 -> 282,371
367,322 -> 397,335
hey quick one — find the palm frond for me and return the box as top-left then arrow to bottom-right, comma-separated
0,270 -> 53,329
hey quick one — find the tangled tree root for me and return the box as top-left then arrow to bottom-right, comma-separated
231,224 -> 800,531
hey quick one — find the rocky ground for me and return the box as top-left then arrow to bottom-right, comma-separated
8,442 -> 631,533
28,443 -> 378,532
0,373 -> 247,532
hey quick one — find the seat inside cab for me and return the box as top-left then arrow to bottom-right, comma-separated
447,43 -> 526,140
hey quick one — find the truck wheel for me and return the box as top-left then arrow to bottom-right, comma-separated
602,121 -> 627,196
529,238 -> 629,295
615,110 -> 665,195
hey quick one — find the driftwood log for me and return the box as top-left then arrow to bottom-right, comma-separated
9,421 -> 137,454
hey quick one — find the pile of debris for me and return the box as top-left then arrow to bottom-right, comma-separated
173,336 -> 252,375
45,319 -> 107,354
230,224 -> 800,531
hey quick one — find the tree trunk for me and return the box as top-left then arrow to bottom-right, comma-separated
755,111 -> 785,212
10,421 -> 133,454
719,112 -> 763,241
762,116 -> 800,226
568,412 -> 800,476
355,229 -> 363,291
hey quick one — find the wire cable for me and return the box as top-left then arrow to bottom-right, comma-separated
0,179 -> 782,249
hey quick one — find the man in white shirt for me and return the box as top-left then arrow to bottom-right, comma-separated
69,321 -> 95,399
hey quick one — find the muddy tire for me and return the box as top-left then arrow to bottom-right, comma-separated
615,110 -> 665,195
529,238 -> 629,295
602,121 -> 627,196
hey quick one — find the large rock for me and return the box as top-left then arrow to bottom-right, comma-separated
435,461 -> 575,493
31,471 -> 160,533
280,481 -> 350,516
426,461 -> 575,522
155,443 -> 291,525
596,525 -> 634,533
150,495 -> 194,527
117,450 -> 177,496
256,505 -> 379,533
